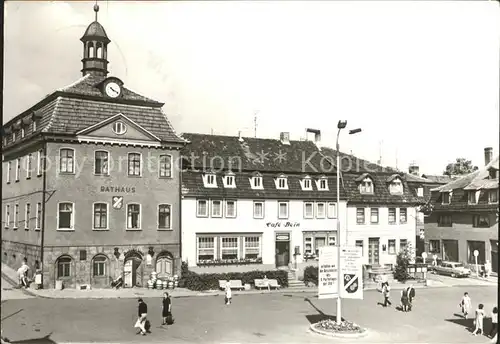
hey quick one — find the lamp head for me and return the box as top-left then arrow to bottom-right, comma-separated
349,128 -> 362,135
337,120 -> 347,129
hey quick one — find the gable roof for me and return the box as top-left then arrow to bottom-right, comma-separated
180,133 -> 332,173
431,156 -> 499,192
320,147 -> 398,174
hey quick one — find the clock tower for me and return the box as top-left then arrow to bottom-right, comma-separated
80,3 -> 110,77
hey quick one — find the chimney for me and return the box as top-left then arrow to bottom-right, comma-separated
484,147 -> 493,166
305,128 -> 321,146
280,132 -> 290,145
409,162 -> 419,176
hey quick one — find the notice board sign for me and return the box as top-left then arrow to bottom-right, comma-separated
318,246 -> 339,299
340,246 -> 363,299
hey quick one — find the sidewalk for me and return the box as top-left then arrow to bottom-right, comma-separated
1,262 -> 494,300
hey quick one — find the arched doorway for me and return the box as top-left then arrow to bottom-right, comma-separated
155,252 -> 174,279
123,251 -> 143,288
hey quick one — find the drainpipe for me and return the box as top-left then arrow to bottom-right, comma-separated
178,149 -> 183,276
40,140 -> 47,288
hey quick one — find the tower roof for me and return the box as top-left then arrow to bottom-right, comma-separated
80,3 -> 110,44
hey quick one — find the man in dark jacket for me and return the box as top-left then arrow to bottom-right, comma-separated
407,285 -> 416,311
135,298 -> 148,335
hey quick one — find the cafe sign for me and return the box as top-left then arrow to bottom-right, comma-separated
275,233 -> 290,241
267,222 -> 300,228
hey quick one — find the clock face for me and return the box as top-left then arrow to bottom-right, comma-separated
105,82 -> 121,98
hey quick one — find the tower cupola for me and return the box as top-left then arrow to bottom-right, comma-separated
80,3 -> 110,77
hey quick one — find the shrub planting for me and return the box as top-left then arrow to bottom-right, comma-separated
303,265 -> 319,286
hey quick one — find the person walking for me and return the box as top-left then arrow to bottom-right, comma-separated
224,280 -> 232,305
472,303 -> 486,336
489,307 -> 498,339
162,292 -> 172,326
407,285 -> 416,311
135,298 -> 148,336
459,292 -> 472,319
382,282 -> 392,307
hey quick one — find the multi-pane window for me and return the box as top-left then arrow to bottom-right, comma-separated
304,202 -> 314,219
468,191 -> 477,204
438,215 -> 452,227
35,203 -> 42,230
399,239 -> 408,252
127,204 -> 141,229
318,178 -> 328,190
60,149 -> 74,173
26,154 -> 33,179
93,203 -> 108,229
15,158 -> 20,181
400,208 -> 407,224
355,240 -> 364,255
5,205 -> 10,228
429,240 -> 440,253
442,192 -> 451,204
356,208 -> 365,224
197,199 -> 208,217
277,177 -> 287,189
93,256 -> 106,276
278,201 -> 289,219
94,151 -> 109,175
58,203 -> 74,229
57,257 -> 71,278
244,237 -> 260,259
316,202 -> 326,218
327,202 -> 336,218
370,208 -> 379,224
158,204 -> 171,229
417,187 -> 424,197
225,200 -> 236,218
25,203 -> 31,229
473,215 -> 490,228
224,175 -> 235,187
388,208 -> 396,224
204,174 -> 216,187
360,178 -> 373,194
388,239 -> 396,254
37,150 -> 44,176
221,237 -> 238,259
128,153 -> 141,176
314,237 -> 326,256
489,190 -> 498,204
6,161 -> 11,183
211,200 -> 222,218
389,179 -> 403,194
302,178 -> 312,190
159,155 -> 172,178
197,237 -> 215,260
253,201 -> 264,219
252,176 -> 263,189
14,204 -> 19,228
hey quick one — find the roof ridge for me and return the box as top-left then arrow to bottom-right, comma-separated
159,108 -> 188,143
181,132 -> 315,143
56,74 -> 90,92
42,96 -> 62,132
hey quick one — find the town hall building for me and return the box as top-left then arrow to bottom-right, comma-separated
2,5 -> 186,289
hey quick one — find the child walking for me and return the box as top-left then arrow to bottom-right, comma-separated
472,303 -> 485,336
459,292 -> 472,319
382,282 -> 392,307
224,280 -> 232,305
489,307 -> 498,339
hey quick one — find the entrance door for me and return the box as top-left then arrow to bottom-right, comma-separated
368,238 -> 380,265
275,242 -> 290,267
124,257 -> 142,288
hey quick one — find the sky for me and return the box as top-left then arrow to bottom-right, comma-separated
3,1 -> 499,175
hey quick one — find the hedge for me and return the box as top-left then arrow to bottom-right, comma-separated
179,262 -> 288,291
303,265 -> 319,286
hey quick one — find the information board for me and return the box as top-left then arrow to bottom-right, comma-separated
339,246 -> 363,299
318,246 -> 339,299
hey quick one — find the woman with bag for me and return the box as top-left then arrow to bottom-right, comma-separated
162,292 -> 174,326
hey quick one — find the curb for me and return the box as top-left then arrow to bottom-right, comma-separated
0,272 -> 40,298
309,323 -> 369,338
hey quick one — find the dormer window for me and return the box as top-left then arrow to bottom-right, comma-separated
12,131 -> 16,142
442,191 -> 451,204
275,175 -> 288,190
21,128 -> 25,138
359,177 -> 374,194
316,177 -> 329,191
250,173 -> 263,190
389,178 -> 403,194
301,176 -> 313,190
468,190 -> 479,204
223,174 -> 236,188
203,173 -> 217,188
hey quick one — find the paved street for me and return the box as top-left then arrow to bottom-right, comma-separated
1,286 -> 496,344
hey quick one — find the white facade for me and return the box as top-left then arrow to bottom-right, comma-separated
345,205 -> 417,266
181,197 -> 348,268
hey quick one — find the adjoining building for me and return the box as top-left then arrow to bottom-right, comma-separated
424,147 -> 499,273
2,5 -> 186,289
180,131 -> 348,276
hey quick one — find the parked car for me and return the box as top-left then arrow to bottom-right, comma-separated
431,261 -> 471,278
416,256 -> 442,269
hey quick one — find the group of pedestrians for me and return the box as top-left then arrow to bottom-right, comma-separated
380,282 -> 416,312
134,292 -> 173,336
459,292 -> 497,341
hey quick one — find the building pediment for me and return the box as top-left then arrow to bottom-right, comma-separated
76,113 -> 161,142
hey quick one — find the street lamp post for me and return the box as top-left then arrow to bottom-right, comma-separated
335,120 -> 361,325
